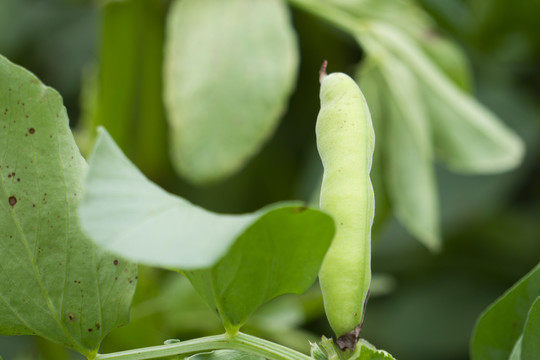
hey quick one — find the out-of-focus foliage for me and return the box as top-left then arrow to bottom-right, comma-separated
0,0 -> 539,359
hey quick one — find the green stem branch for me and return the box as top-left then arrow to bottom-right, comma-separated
286,0 -> 367,36
95,332 -> 312,360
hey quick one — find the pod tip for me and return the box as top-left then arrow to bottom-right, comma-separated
319,60 -> 328,83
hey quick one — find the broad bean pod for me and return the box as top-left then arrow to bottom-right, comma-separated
316,61 -> 375,346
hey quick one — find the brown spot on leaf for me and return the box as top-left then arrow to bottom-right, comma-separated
67,313 -> 77,322
29,128 -> 35,134
113,259 -> 119,266
88,328 -> 93,332
8,196 -> 17,207
291,205 -> 308,213
95,323 -> 101,330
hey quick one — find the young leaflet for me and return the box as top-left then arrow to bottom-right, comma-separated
316,61 -> 375,349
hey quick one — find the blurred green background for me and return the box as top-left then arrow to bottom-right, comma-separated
1,0 -> 539,359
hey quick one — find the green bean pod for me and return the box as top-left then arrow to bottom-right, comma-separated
316,63 -> 375,341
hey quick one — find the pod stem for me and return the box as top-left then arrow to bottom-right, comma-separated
319,60 -> 328,83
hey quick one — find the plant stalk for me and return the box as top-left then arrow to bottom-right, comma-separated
95,332 -> 312,360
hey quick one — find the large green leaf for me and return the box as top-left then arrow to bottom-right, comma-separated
79,128 -> 334,279
471,263 -> 540,360
378,57 -> 441,252
0,55 -> 137,359
80,128 -> 253,269
164,0 -> 298,185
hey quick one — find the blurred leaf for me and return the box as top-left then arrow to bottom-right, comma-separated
328,0 -> 473,94
184,204 -> 334,333
522,297 -> 540,360
187,350 -> 264,360
471,263 -> 540,360
0,55 -> 136,358
367,22 -> 525,173
416,31 -> 472,92
378,57 -> 441,252
89,0 -> 169,178
164,0 -> 298,184
356,61 -> 391,239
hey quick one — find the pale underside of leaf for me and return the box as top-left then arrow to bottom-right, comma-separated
80,127 -> 261,270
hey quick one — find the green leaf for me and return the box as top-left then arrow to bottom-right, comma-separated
471,263 -> 540,360
187,350 -> 265,360
80,128 -> 253,269
378,57 -> 441,252
164,0 -> 298,185
522,297 -> 540,360
184,205 -> 334,334
368,22 -> 524,173
346,0 -> 472,91
0,55 -> 137,358
351,339 -> 396,360
310,337 -> 396,360
79,129 -> 335,331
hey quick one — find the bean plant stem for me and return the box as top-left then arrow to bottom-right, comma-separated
94,332 -> 313,360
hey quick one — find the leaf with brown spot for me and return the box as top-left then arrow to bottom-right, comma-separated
0,55 -> 137,358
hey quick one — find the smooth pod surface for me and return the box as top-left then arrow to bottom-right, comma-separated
316,70 -> 375,339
